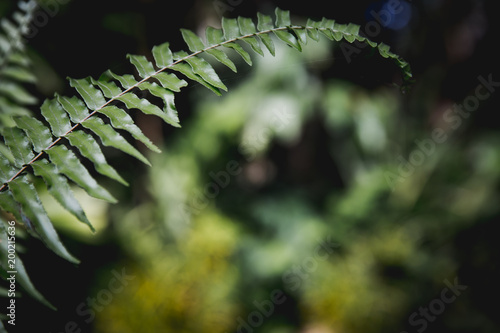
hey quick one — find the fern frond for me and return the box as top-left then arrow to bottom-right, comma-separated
0,0 -> 37,126
0,6 -> 412,311
0,0 -> 38,191
0,2 -> 79,315
0,219 -> 57,310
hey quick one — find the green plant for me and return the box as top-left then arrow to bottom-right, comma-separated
0,1 -> 411,327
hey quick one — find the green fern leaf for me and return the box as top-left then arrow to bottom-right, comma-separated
45,145 -> 117,203
305,19 -> 321,41
152,72 -> 188,91
0,96 -> 31,121
291,26 -> 308,45
127,54 -> 157,78
1,65 -> 37,83
81,117 -> 150,166
115,91 -> 174,124
0,220 -> 56,310
65,130 -> 128,185
102,70 -> 138,89
174,51 -> 227,91
138,82 -> 180,127
170,62 -> 223,95
377,42 -> 392,58
0,34 -> 9,52
5,52 -> 30,66
99,105 -> 162,152
1,17 -> 21,40
205,26 -> 224,45
275,7 -> 291,26
316,18 -> 335,40
205,48 -> 238,73
31,159 -> 95,232
256,13 -> 276,56
0,154 -> 16,182
222,17 -> 240,40
181,29 -> 206,53
9,177 -> 80,264
206,27 -> 253,66
273,9 -> 302,50
90,77 -> 122,99
344,23 -> 361,43
14,116 -> 53,153
0,192 -> 21,221
152,42 -> 174,68
56,94 -> 90,123
40,98 -> 72,137
274,28 -> 302,51
68,77 -> 107,111
225,42 -> 253,66
238,17 -> 264,56
332,23 -> 348,41
2,126 -> 33,167
0,80 -> 37,105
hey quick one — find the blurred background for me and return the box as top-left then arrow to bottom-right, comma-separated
1,0 -> 499,332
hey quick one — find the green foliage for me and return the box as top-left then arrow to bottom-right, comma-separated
0,0 -> 37,140
104,42 -> 493,332
97,211 -> 240,333
0,2 -> 411,322
0,0 -> 61,315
